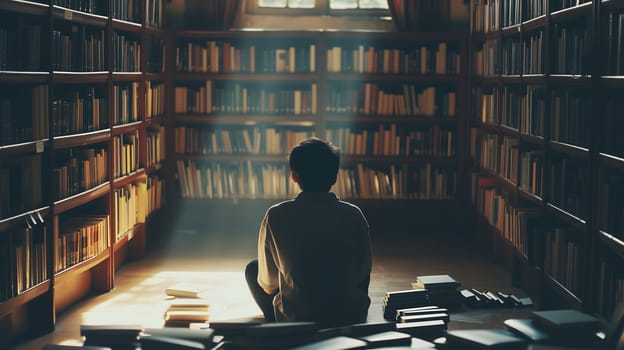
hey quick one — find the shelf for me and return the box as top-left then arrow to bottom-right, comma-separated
52,129 -> 110,149
501,24 -> 521,37
54,249 -> 109,285
550,2 -> 593,23
175,72 -> 318,82
111,72 -> 143,81
111,121 -> 143,135
326,74 -> 461,83
599,153 -> 624,172
500,125 -> 518,136
522,74 -> 546,85
112,169 -> 145,188
0,280 -> 50,317
0,139 -> 48,158
498,175 -> 517,193
51,5 -> 108,27
145,163 -> 162,176
603,0 -> 624,11
172,29 -> 323,40
549,75 -> 592,86
549,141 -> 590,159
480,123 -> 499,133
0,206 -> 50,232
52,72 -> 109,84
519,132 -> 544,146
177,154 -> 289,162
483,31 -> 500,40
144,73 -> 164,81
522,15 -> 547,32
479,76 -> 500,85
341,155 -> 456,166
143,26 -> 165,37
175,114 -> 317,126
144,116 -> 165,127
543,273 -> 583,309
325,115 -> 458,124
324,31 -> 465,42
518,188 -> 543,206
53,182 -> 110,215
0,0 -> 48,16
471,32 -> 485,42
501,75 -> 522,84
111,18 -> 142,33
114,222 -> 143,251
0,71 -> 49,84
546,203 -> 586,232
600,76 -> 624,88
599,230 -> 624,259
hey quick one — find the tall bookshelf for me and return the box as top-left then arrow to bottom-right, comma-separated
468,0 -> 624,321
0,0 -> 166,346
167,30 -> 468,234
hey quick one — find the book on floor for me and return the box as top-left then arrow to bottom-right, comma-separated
289,336 -> 368,350
530,309 -> 601,334
412,274 -> 460,290
503,318 -> 552,343
394,319 -> 447,340
165,283 -> 202,298
357,330 -> 412,347
141,327 -> 215,347
139,334 -> 205,350
80,324 -> 143,348
445,329 -> 527,350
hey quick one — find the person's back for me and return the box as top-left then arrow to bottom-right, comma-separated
245,137 -> 372,327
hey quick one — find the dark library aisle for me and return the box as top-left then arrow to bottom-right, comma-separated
9,228 -> 530,350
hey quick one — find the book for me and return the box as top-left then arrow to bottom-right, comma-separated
394,319 -> 447,340
139,335 -> 205,350
245,322 -> 317,337
503,318 -> 552,342
412,274 -> 460,290
445,329 -> 527,350
358,330 -> 411,347
289,336 -> 368,350
208,319 -> 263,336
80,324 -> 143,349
398,312 -> 449,323
345,321 -> 395,336
530,309 -> 601,334
167,298 -> 211,312
141,328 -> 215,347
398,307 -> 448,318
165,283 -> 202,298
42,346 -> 112,350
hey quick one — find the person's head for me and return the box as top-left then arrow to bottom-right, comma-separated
289,137 -> 340,192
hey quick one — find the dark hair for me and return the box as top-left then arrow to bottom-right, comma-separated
289,137 -> 340,192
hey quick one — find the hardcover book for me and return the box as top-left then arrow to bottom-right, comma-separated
445,329 -> 527,350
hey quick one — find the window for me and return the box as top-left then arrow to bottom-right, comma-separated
251,0 -> 389,15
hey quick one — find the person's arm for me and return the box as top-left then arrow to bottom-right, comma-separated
257,211 -> 279,295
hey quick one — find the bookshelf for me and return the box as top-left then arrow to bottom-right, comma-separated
0,0 -> 166,346
468,0 -> 624,321
167,30 -> 468,233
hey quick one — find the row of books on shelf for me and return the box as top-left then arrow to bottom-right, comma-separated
112,83 -> 139,125
52,88 -> 109,136
0,85 -> 49,146
144,36 -> 164,73
0,24 -> 43,71
146,174 -> 163,217
144,0 -> 163,29
544,227 -> 582,296
551,89 -> 589,148
499,136 -> 519,184
111,0 -> 141,23
146,81 -> 165,119
174,126 -> 313,156
176,42 -> 316,73
52,147 -> 107,200
598,169 -> 624,239
605,97 -> 624,159
325,42 -> 461,75
326,124 -> 456,158
174,82 -> 318,115
597,260 -> 624,319
326,84 -> 455,118
52,27 -> 105,72
112,132 -> 138,179
0,224 -> 47,302
501,38 -> 522,75
112,32 -> 141,72
146,126 -> 165,169
176,160 -> 456,200
0,155 -> 43,221
114,183 -> 146,242
605,11 -> 624,75
55,214 -> 109,272
53,0 -> 103,15
549,156 -> 588,219
523,31 -> 544,74
554,24 -> 591,76
469,0 -> 502,33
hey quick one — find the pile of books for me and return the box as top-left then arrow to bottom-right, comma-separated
382,288 -> 428,320
460,288 -> 533,309
163,284 -> 210,327
80,324 -> 143,350
394,306 -> 449,341
412,274 -> 460,309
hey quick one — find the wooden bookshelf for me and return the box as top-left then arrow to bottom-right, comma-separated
0,0 -> 167,346
468,0 -> 624,321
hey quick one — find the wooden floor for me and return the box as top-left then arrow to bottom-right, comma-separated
8,228 -> 532,350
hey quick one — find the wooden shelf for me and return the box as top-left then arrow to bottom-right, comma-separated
599,153 -> 624,172
483,31 -> 500,40
54,249 -> 109,285
498,175 -> 517,193
177,154 -> 289,162
0,281 -> 51,317
144,73 -> 164,81
341,155 -> 457,166
111,72 -> 143,81
501,75 -> 522,84
519,132 -> 544,146
0,71 -> 49,84
518,188 -> 543,206
111,121 -> 143,135
550,2 -> 593,23
599,230 -> 624,259
111,18 -> 142,33
522,74 -> 546,84
481,123 -> 499,133
326,74 -> 461,83
501,24 -> 521,37
0,0 -> 48,16
175,114 -> 317,126
145,163 -> 162,176
52,72 -> 109,84
549,141 -> 590,160
546,203 -> 586,232
51,5 -> 108,27
52,129 -> 110,149
144,116 -> 165,127
549,74 -> 592,86
600,76 -> 624,88
543,273 -> 583,309
172,29 -> 323,40
0,206 -> 50,232
143,26 -> 165,37
112,169 -> 146,188
325,115 -> 458,124
0,139 -> 48,158
522,15 -> 546,32
500,125 -> 518,136
602,0 -> 624,11
53,182 -> 110,215
174,72 -> 318,82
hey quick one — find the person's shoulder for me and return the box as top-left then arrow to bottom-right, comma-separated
337,199 -> 366,216
266,198 -> 297,214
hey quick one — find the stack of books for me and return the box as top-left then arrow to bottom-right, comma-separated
394,306 -> 449,340
504,309 -> 603,348
140,327 -> 216,349
163,284 -> 210,327
382,288 -> 428,320
80,324 -> 143,350
412,274 -> 460,309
